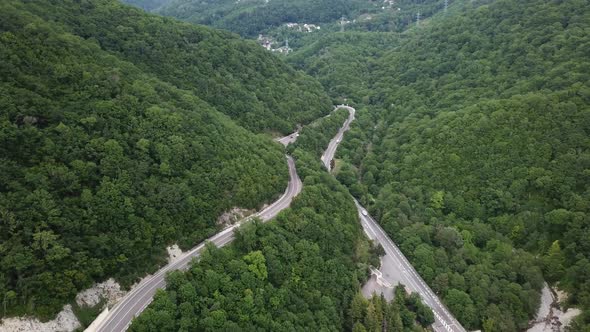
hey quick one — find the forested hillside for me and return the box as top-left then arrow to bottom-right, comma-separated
288,32 -> 398,102
335,0 -> 590,330
3,0 -> 588,331
0,0 -> 329,320
123,0 -> 170,11
157,0 -> 368,37
21,0 -> 331,134
155,0 -> 448,37
288,107 -> 350,157
151,0 -> 446,59
129,119 -> 432,331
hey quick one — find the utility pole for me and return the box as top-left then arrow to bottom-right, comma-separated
416,12 -> 420,26
340,16 -> 345,32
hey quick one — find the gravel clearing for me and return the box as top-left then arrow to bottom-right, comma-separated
361,274 -> 394,301
166,244 -> 183,263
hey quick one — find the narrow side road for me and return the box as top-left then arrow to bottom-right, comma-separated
325,106 -> 466,332
95,153 -> 302,332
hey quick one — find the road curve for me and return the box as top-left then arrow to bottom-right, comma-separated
321,105 -> 355,172
95,154 -> 302,332
324,106 -> 466,332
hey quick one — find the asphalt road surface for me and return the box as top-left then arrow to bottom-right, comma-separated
321,105 -> 355,171
356,200 -> 466,332
96,106 -> 465,332
95,154 -> 302,332
323,105 -> 466,332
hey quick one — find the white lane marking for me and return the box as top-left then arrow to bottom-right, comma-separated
110,232 -> 234,331
335,108 -> 464,332
99,158 -> 303,331
360,215 -> 425,299
356,203 -> 465,332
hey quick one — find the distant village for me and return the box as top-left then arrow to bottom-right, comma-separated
257,22 -> 320,53
257,34 -> 291,53
256,0 -> 402,53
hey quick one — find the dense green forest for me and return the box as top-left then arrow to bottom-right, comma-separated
333,0 -> 590,330
156,0 -> 369,37
151,0 -> 449,55
130,119 -> 433,331
120,0 -> 590,329
349,287 -> 434,332
288,107 -> 350,157
288,32 -> 398,102
123,0 -> 170,11
154,0 -> 448,37
20,0 -> 332,134
0,0 -> 333,320
139,0 -> 462,107
3,0 -> 589,330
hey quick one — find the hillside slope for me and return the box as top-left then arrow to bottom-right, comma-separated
157,0 -> 368,37
336,0 -> 590,330
153,0 -> 446,54
123,0 -> 170,11
24,0 -> 331,133
129,115 -> 432,332
0,0 -> 326,320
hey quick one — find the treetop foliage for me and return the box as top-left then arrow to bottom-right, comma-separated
0,0 -> 330,320
333,0 -> 590,330
21,0 -> 333,134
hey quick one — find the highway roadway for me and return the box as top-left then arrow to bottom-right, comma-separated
321,105 -> 355,171
96,106 -> 465,332
95,154 -> 302,332
325,106 -> 466,332
357,201 -> 466,332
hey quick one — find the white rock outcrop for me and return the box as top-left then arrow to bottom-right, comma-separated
76,278 -> 125,308
0,305 -> 80,332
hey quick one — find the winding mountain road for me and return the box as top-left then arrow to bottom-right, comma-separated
326,106 -> 466,332
95,105 -> 465,332
95,152 -> 302,332
321,105 -> 355,171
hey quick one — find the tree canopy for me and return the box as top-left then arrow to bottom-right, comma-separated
20,0 -> 332,134
0,0 -> 331,320
332,0 -> 590,330
131,123 -> 432,331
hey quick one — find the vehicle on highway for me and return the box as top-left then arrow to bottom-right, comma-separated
362,209 -> 368,216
